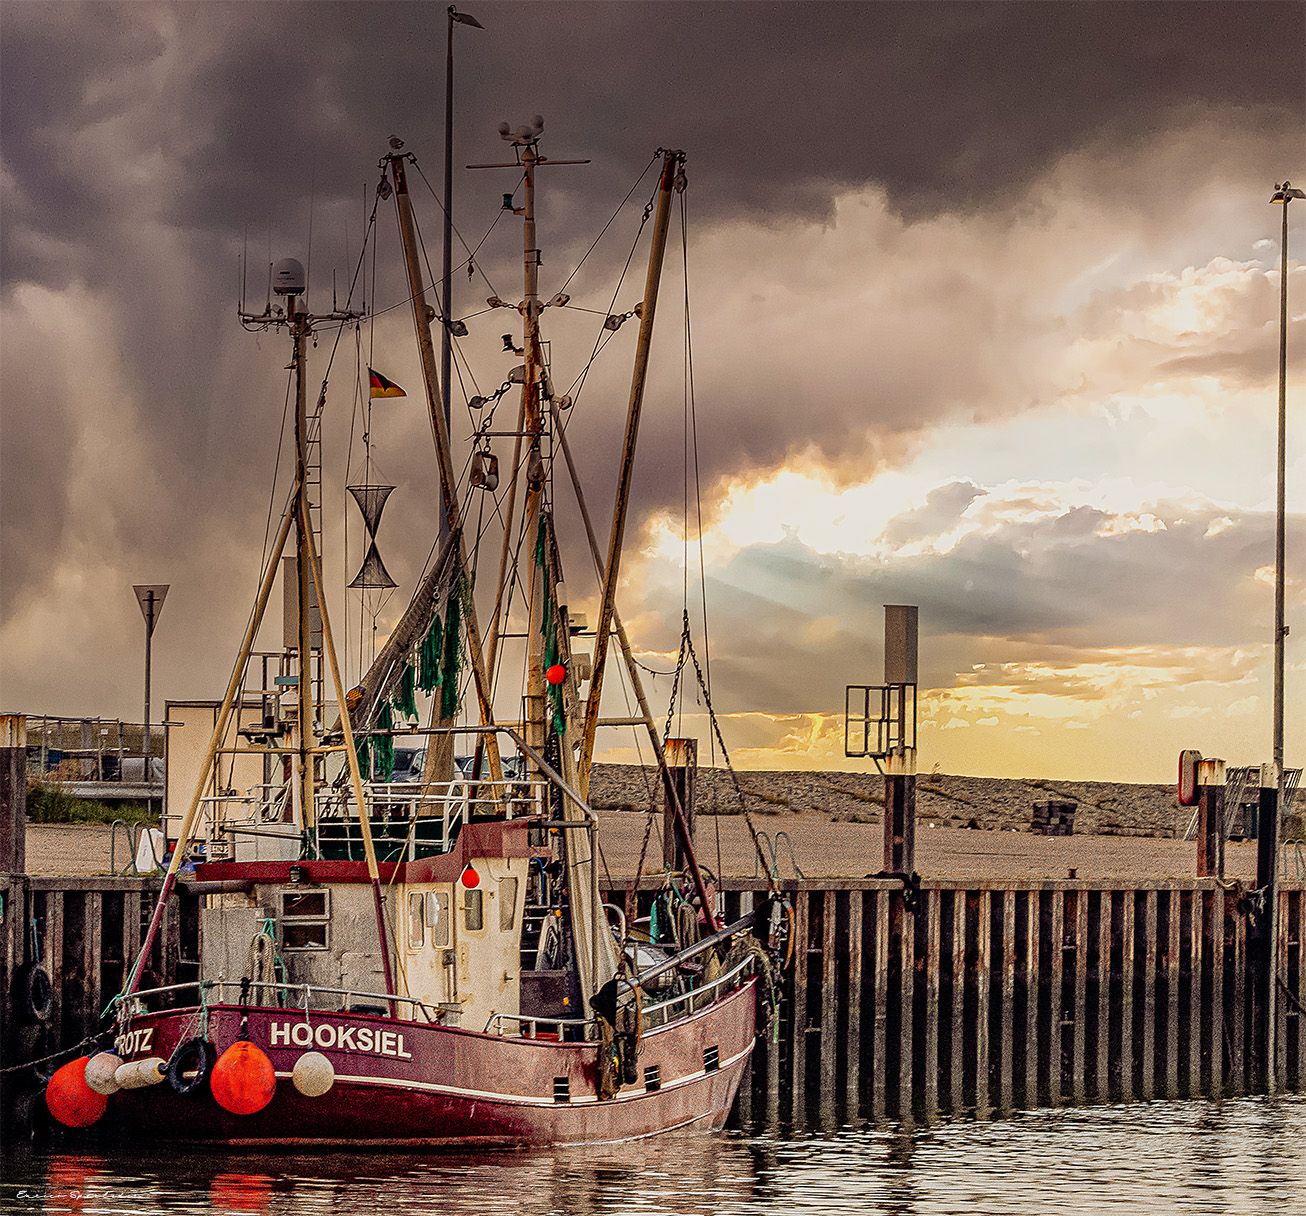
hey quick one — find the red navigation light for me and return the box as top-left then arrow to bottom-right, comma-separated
545,663 -> 566,686
460,863 -> 481,889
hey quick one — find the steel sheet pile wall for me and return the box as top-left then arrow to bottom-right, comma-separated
707,880 -> 1306,1125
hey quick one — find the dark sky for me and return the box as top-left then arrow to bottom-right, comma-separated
2,1 -> 1303,779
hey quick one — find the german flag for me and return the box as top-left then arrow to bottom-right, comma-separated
368,367 -> 406,399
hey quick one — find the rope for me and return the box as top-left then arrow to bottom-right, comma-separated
0,1034 -> 107,1075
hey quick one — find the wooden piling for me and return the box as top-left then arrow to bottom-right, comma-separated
1164,888 -> 1181,1098
1209,886 -> 1224,1098
1094,889 -> 1112,1102
1024,889 -> 1041,1108
1118,891 -> 1135,1102
788,889 -> 809,1123
1071,889 -> 1088,1105
922,889 -> 941,1122
818,888 -> 838,1127
1187,888 -> 1203,1098
871,889 -> 889,1121
999,891 -> 1016,1112
0,716 -> 26,876
1230,890 -> 1246,1095
1048,889 -> 1064,1106
949,890 -> 967,1112
974,890 -> 991,1118
1141,889 -> 1158,1100
845,889 -> 864,1122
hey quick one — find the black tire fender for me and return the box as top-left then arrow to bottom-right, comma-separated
166,1037 -> 216,1096
16,964 -> 53,1024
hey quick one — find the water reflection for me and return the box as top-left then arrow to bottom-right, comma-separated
2,1096 -> 1303,1215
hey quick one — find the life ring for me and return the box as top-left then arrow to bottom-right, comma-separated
166,1037 -> 216,1096
16,964 -> 53,1024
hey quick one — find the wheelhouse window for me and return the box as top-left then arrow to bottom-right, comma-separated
426,892 -> 450,947
407,893 -> 424,949
464,889 -> 484,931
280,889 -> 330,951
499,877 -> 519,931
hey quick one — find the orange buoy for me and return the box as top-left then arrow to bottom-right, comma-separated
210,1041 -> 276,1116
545,662 -> 566,686
45,1056 -> 108,1128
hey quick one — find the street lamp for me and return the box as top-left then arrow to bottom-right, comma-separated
1270,181 -> 1303,785
132,584 -> 169,779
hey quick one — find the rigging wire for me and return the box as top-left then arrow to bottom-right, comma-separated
408,155 -> 515,302
548,152 -> 660,299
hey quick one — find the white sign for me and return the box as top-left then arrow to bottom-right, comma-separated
114,1027 -> 155,1057
268,1021 -> 413,1059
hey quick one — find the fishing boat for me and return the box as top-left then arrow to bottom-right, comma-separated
44,121 -> 789,1147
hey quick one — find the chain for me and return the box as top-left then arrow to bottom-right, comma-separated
678,611 -> 778,892
662,620 -> 690,744
626,620 -> 693,932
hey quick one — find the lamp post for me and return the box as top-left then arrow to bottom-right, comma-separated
441,7 -> 484,485
1270,182 -> 1303,784
1261,181 -> 1304,1093
132,584 -> 169,778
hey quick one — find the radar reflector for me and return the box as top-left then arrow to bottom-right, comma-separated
347,484 -> 397,590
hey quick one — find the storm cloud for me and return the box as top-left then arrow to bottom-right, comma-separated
1,1 -> 1302,782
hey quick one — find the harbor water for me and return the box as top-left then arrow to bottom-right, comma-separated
1,1095 -> 1303,1215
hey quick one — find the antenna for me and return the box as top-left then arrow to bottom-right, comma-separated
306,165 -> 316,303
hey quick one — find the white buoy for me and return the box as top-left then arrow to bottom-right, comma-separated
291,1051 -> 335,1097
114,1057 -> 167,1089
84,1052 -> 123,1095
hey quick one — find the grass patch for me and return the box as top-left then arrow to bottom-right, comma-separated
26,780 -> 156,827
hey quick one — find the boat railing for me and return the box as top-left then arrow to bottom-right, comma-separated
482,953 -> 757,1040
118,978 -> 442,1024
195,775 -> 550,861
482,1012 -> 595,1039
639,953 -> 756,1030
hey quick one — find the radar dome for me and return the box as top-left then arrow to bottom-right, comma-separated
272,258 -> 306,296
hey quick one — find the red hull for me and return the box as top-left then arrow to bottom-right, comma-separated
107,980 -> 757,1147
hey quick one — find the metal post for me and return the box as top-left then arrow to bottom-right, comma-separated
133,584 -> 169,783
1273,189 -> 1292,779
440,7 -> 482,538
882,605 -> 919,876
291,297 -> 316,842
143,592 -> 155,764
1195,758 -> 1226,879
883,751 -> 917,875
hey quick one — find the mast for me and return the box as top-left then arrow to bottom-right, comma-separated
519,140 -> 548,754
577,149 -> 684,796
386,144 -> 505,784
289,294 -> 317,844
